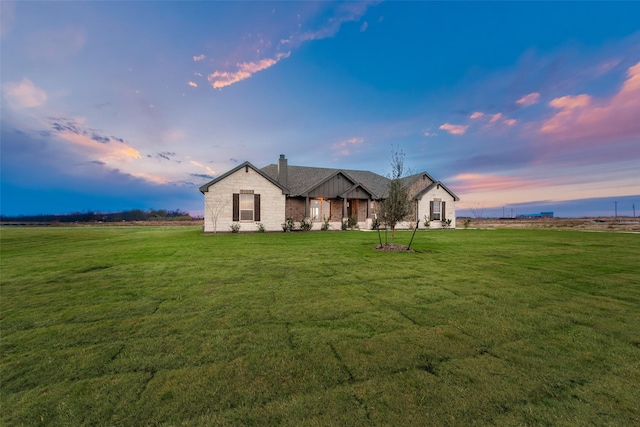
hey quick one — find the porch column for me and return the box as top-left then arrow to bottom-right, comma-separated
305,196 -> 309,218
343,198 -> 347,219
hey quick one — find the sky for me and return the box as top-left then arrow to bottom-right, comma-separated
1,1 -> 639,218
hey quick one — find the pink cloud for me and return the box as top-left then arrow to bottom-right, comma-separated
470,112 -> 484,119
439,123 -> 468,135
504,119 -> 517,126
540,61 -> 640,140
332,136 -> 365,156
489,113 -> 503,124
208,52 -> 291,89
450,173 -> 536,192
2,77 -> 47,109
188,81 -> 197,88
516,92 -> 540,106
193,54 -> 206,62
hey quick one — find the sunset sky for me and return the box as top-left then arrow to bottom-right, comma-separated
2,1 -> 639,218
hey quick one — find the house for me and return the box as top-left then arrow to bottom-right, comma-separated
199,155 -> 459,232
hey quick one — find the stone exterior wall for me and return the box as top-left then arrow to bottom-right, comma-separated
203,167 -> 285,232
416,185 -> 457,229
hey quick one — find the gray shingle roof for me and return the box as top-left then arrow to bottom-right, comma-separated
261,164 -> 392,198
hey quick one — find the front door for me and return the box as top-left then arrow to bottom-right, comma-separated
347,199 -> 359,220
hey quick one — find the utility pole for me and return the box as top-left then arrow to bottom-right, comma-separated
614,201 -> 618,218
633,203 -> 636,218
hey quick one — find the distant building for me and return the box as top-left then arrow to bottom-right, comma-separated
517,212 -> 554,218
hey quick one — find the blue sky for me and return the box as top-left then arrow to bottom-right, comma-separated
2,1 -> 639,218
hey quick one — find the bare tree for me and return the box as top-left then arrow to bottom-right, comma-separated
467,202 -> 485,219
205,195 -> 229,233
378,148 -> 411,243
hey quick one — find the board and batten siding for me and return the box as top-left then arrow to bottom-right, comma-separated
203,167 -> 286,232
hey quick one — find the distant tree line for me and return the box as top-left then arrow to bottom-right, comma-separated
0,209 -> 195,223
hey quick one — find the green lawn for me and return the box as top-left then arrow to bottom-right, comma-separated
1,226 -> 639,426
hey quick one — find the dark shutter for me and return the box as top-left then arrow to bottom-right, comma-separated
254,194 -> 261,222
441,202 -> 446,220
429,201 -> 434,221
232,193 -> 239,221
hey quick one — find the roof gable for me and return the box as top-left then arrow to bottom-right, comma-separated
199,161 -> 288,194
413,181 -> 460,201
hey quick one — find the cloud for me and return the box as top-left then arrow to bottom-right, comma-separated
489,113 -> 503,124
540,61 -> 640,140
191,173 -> 215,181
548,94 -> 591,110
516,92 -> 540,106
188,81 -> 198,88
439,123 -> 468,135
300,2 -> 371,41
2,78 -> 47,109
156,152 -> 176,161
208,52 -> 291,89
48,117 -> 140,163
450,173 -> 538,194
360,21 -> 369,32
193,54 -> 206,62
332,136 -> 365,156
190,160 -> 216,175
467,111 -> 516,128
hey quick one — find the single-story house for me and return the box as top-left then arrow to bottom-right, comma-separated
199,155 -> 459,232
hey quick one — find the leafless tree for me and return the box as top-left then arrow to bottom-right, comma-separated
379,148 -> 411,243
205,195 -> 229,233
467,202 -> 486,219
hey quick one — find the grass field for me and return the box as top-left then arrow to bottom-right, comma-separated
1,226 -> 639,426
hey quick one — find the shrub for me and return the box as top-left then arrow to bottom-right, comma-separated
371,217 -> 381,230
281,218 -> 295,232
257,223 -> 266,233
463,219 -> 471,229
230,222 -> 241,233
423,215 -> 431,228
300,217 -> 313,231
441,218 -> 452,229
321,217 -> 331,231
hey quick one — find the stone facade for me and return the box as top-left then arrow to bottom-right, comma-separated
202,166 -> 285,232
201,158 -> 458,232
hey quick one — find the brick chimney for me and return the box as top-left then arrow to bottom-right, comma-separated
277,154 -> 288,187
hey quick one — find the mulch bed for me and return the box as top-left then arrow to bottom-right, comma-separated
375,244 -> 414,252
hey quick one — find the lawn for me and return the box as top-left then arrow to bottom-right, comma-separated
1,226 -> 639,426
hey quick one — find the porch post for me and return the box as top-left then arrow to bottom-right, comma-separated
343,198 -> 347,219
305,196 -> 309,218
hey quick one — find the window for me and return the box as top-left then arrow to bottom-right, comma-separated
233,191 -> 260,222
432,199 -> 441,220
430,199 -> 445,221
310,199 -> 330,221
240,193 -> 254,220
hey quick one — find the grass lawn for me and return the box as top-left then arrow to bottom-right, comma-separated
1,226 -> 639,426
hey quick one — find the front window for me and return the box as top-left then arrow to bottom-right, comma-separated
432,199 -> 441,220
240,193 -> 254,221
310,199 -> 331,221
